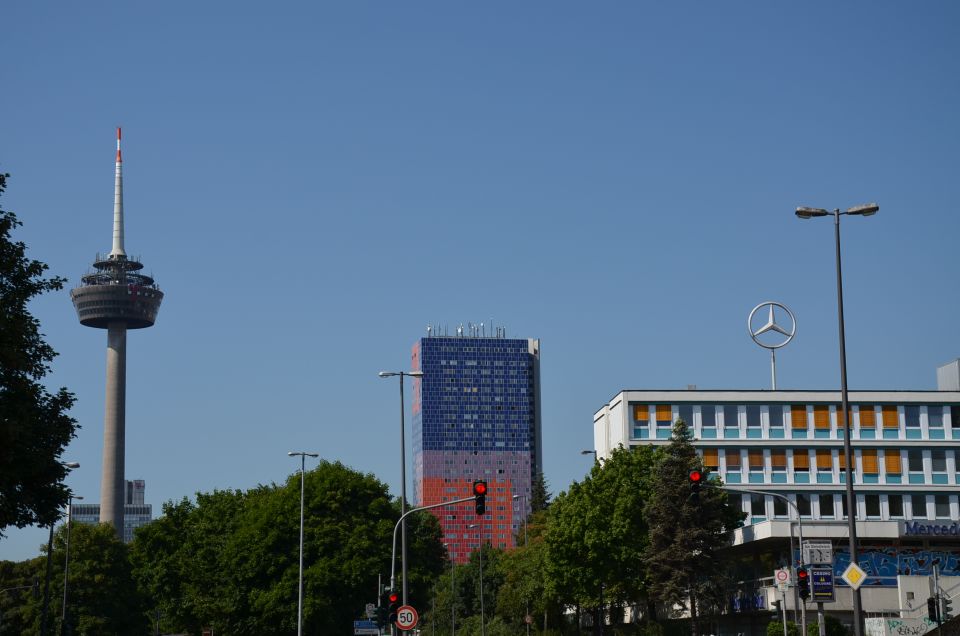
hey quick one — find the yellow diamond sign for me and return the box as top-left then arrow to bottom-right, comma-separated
842,563 -> 867,590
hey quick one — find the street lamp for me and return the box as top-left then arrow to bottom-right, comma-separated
40,462 -> 79,636
795,202 -> 877,636
512,494 -> 531,636
61,494 -> 83,636
378,369 -> 424,607
467,523 -> 486,636
288,451 -> 319,636
580,449 -> 597,461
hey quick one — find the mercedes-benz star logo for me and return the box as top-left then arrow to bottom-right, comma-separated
748,301 -> 796,350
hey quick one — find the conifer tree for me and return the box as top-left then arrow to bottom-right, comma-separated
643,419 -> 744,634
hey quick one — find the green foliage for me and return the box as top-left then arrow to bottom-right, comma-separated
644,420 -> 745,623
0,172 -> 78,534
768,620 -> 801,636
807,614 -> 851,636
530,471 -> 552,513
129,460 -> 446,635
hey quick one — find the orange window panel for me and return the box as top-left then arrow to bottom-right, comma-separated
838,449 -> 847,469
885,451 -> 902,474
702,448 -> 719,469
862,450 -> 879,474
838,409 -> 853,428
859,406 -> 876,428
771,450 -> 787,468
725,450 -> 742,468
882,405 -> 899,428
814,405 -> 831,429
793,451 -> 810,470
791,405 -> 808,429
815,449 -> 832,469
633,405 -> 648,422
656,404 -> 673,422
748,450 -> 764,470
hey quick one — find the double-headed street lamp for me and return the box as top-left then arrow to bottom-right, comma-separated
62,493 -> 83,636
378,369 -> 423,607
288,451 -> 319,636
795,202 -> 878,636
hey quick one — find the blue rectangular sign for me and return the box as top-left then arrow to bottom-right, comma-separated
810,566 -> 835,602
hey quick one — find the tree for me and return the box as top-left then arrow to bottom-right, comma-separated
0,172 -> 78,535
644,420 -> 744,634
530,471 -> 552,513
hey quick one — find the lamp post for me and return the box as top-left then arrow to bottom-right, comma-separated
467,523 -> 486,636
512,494 -> 530,636
61,493 -> 83,636
378,369 -> 423,607
288,451 -> 319,636
580,449 -> 598,462
796,202 -> 878,636
41,461 -> 79,636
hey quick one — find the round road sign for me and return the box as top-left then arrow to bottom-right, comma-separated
396,605 -> 419,630
775,569 -> 790,583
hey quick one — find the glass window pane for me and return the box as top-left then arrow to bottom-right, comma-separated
932,450 -> 947,472
889,495 -> 904,518
928,406 -> 943,427
724,405 -> 739,428
774,497 -> 788,517
905,405 -> 921,428
865,494 -> 881,517
751,494 -> 765,516
912,495 -> 927,519
768,405 -> 784,427
840,495 -> 848,519
797,494 -> 811,516
935,495 -> 951,519
907,450 -> 924,472
747,405 -> 761,428
819,494 -> 834,518
679,404 -> 693,427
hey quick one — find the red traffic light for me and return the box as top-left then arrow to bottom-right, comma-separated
473,481 -> 487,496
797,569 -> 808,580
388,592 -> 399,604
688,469 -> 704,484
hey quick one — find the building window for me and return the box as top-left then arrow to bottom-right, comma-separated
679,404 -> 693,427
884,451 -> 902,475
771,450 -> 787,472
889,495 -> 904,518
751,494 -> 765,517
932,449 -> 947,472
724,405 -> 739,430
814,405 -> 831,433
861,449 -> 879,475
882,405 -> 899,430
656,404 -> 672,427
905,406 -> 921,428
911,494 -> 928,519
703,448 -> 719,471
726,449 -> 742,472
858,405 -> 876,429
907,449 -> 924,474
793,450 -> 810,472
865,494 -> 881,519
701,405 -> 717,428
935,495 -> 952,519
747,405 -> 761,429
815,450 -> 832,472
796,494 -> 811,517
748,450 -> 764,473
791,405 -> 807,431
633,404 -> 649,423
773,496 -> 788,517
928,406 -> 944,428
819,494 -> 834,518
769,405 -> 784,428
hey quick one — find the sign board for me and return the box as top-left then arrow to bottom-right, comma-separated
353,619 -> 379,635
395,605 -> 419,630
775,568 -> 790,592
365,603 -> 376,619
841,563 -> 868,590
803,540 -> 833,565
810,566 -> 835,602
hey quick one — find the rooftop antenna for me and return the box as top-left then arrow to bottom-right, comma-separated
109,127 -> 125,259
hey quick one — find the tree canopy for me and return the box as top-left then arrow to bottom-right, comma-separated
0,172 -> 78,534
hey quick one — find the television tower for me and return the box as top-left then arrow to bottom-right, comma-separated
71,129 -> 164,535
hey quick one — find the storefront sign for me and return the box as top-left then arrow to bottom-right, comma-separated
901,521 -> 960,537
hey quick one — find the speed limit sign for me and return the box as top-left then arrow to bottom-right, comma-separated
396,605 -> 419,630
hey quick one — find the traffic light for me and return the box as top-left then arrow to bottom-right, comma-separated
688,469 -> 704,502
473,480 -> 487,515
942,594 -> 954,620
928,596 -> 940,622
376,590 -> 392,627
797,567 -> 810,601
386,590 -> 400,623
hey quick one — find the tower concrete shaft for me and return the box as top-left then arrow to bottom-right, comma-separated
71,128 -> 163,537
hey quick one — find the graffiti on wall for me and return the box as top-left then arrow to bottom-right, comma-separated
827,547 -> 960,587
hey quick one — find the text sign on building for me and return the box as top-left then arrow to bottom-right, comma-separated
810,566 -> 835,602
803,540 -> 833,565
901,521 -> 960,537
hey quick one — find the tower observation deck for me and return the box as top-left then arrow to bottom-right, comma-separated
70,128 -> 163,536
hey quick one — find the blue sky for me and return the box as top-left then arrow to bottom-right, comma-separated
2,2 -> 959,560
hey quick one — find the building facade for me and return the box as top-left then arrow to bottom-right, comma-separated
412,330 -> 541,563
71,479 -> 153,543
593,373 -> 960,631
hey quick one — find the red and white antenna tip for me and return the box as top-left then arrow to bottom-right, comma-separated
116,127 -> 122,162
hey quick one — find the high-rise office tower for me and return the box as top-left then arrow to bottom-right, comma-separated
72,479 -> 153,543
412,325 -> 541,563
71,129 -> 163,536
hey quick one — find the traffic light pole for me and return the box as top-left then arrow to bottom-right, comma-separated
389,495 -> 478,625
